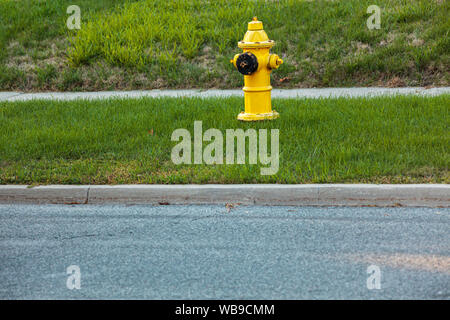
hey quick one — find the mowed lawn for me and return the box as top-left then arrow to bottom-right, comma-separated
0,95 -> 448,184
0,0 -> 448,90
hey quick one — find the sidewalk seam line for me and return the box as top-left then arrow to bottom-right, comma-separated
6,93 -> 24,100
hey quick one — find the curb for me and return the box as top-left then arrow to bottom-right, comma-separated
1,87 -> 449,101
0,184 -> 448,207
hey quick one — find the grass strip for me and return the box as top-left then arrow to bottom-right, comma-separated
0,95 -> 448,184
1,0 -> 448,90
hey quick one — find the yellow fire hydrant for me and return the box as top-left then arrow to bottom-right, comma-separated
230,17 -> 283,121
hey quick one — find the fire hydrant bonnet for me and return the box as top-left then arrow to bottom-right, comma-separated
238,17 -> 275,49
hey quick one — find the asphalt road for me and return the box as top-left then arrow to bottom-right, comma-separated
0,204 -> 449,299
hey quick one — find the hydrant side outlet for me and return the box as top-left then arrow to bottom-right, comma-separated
230,16 -> 283,121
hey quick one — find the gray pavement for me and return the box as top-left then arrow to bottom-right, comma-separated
1,87 -> 449,101
0,204 -> 449,299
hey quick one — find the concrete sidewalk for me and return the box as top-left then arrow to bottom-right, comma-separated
1,87 -> 449,101
0,184 -> 448,207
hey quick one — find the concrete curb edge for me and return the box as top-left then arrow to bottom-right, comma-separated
0,184 -> 448,207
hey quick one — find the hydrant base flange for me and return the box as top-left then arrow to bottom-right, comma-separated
237,110 -> 279,121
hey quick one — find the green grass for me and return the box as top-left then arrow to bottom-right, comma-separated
0,0 -> 130,90
0,95 -> 448,184
0,0 -> 448,91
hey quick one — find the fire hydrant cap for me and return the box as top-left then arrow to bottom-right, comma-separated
238,17 -> 274,49
248,16 -> 263,30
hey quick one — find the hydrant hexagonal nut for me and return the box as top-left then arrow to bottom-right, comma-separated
236,52 -> 258,75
